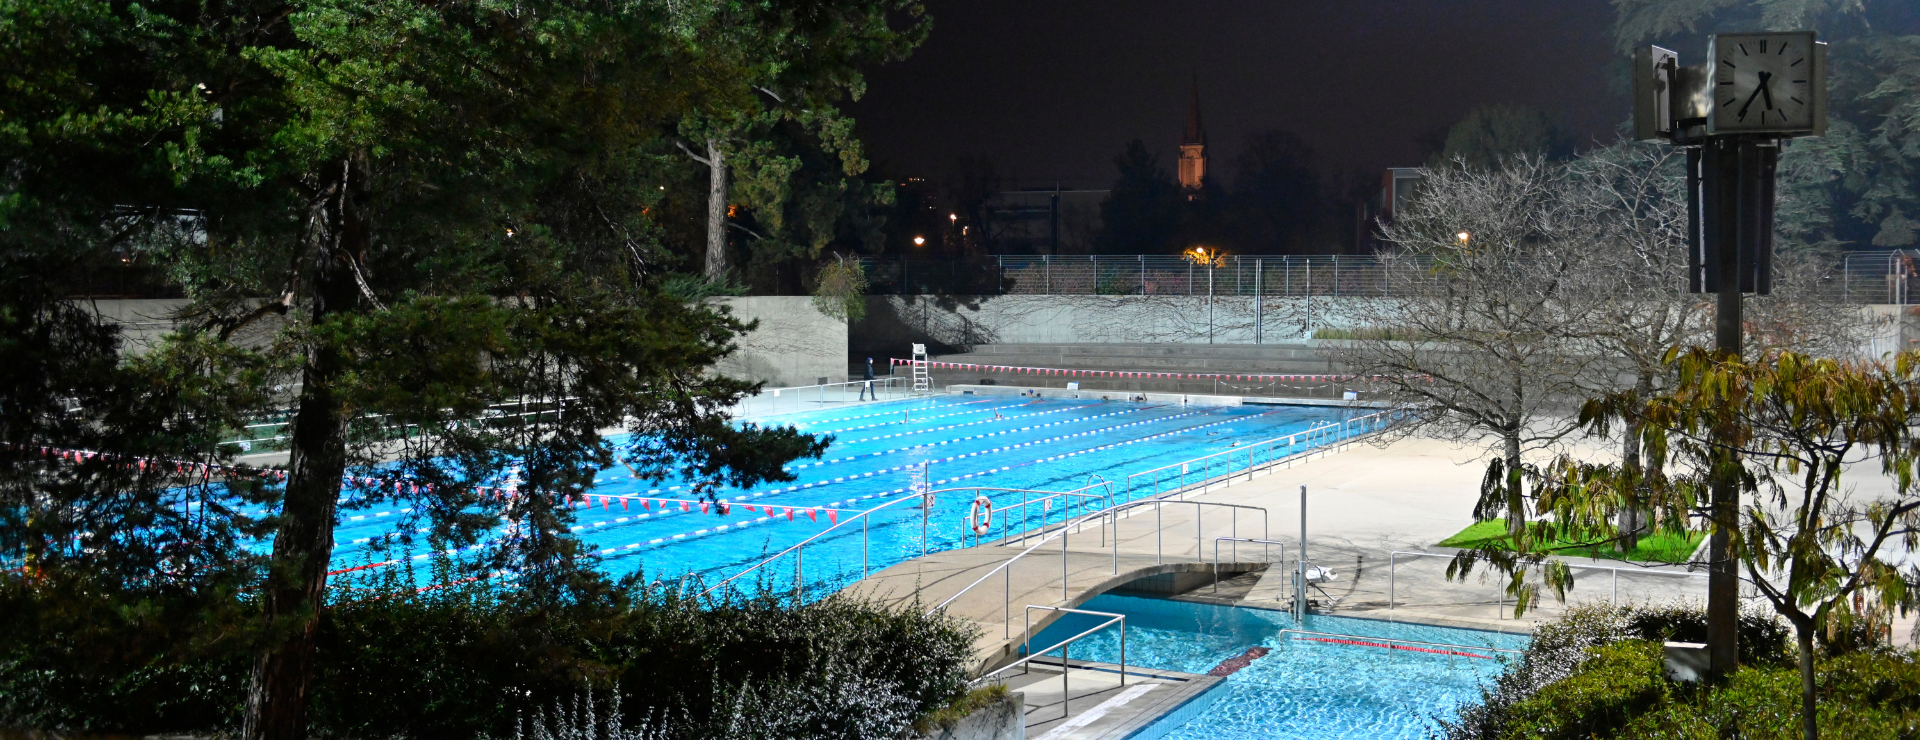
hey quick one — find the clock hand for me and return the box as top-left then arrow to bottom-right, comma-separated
1737,80 -> 1766,121
1758,71 -> 1776,110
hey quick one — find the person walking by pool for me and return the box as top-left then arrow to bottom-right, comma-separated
858,357 -> 876,400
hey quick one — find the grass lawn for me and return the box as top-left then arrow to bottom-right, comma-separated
1437,519 -> 1705,564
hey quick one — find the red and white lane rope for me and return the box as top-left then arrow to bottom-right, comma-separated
891,358 -> 1402,383
789,404 -> 1152,470
591,408 -> 1270,557
786,397 -> 998,429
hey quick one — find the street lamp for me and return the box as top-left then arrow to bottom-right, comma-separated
1455,231 -> 1470,244
913,236 -> 926,246
1183,246 -> 1228,344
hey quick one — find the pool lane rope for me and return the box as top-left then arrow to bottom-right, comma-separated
328,407 -> 1170,556
890,359 -> 1431,384
580,408 -> 1278,558
1293,636 -> 1498,660
784,397 -> 995,429
785,404 -> 1155,471
798,398 -> 1007,434
329,407 -> 1274,574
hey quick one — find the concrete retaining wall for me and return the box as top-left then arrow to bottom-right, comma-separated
910,692 -> 1025,740
854,294 -> 1915,361
79,296 -> 848,389
853,295 -> 1373,355
708,296 -> 849,387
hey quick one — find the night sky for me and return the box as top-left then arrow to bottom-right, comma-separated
851,0 -> 1626,189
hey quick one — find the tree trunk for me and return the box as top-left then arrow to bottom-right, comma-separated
1618,374 -> 1652,552
243,165 -> 364,740
1504,429 -> 1525,540
704,138 -> 729,282
1797,621 -> 1818,740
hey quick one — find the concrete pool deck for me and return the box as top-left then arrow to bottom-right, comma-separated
842,425 -> 1918,736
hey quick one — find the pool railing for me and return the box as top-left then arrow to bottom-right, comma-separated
931,496 -> 1271,639
1122,409 -> 1398,501
695,479 -> 1116,602
728,376 -> 908,419
1388,550 -> 1710,616
1213,537 -> 1288,597
973,606 -> 1128,722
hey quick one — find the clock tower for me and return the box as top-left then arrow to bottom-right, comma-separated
1178,78 -> 1207,196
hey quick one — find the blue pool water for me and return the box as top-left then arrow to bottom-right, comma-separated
322,396 -> 1360,596
1027,594 -> 1527,740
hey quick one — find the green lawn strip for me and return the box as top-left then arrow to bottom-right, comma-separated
1436,519 -> 1704,564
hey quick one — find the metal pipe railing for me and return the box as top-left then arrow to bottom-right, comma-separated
974,606 -> 1127,720
698,481 -> 1114,600
1122,410 -> 1396,502
729,377 -> 906,418
1212,537 -> 1288,597
1387,550 -> 1710,616
929,495 -> 1268,640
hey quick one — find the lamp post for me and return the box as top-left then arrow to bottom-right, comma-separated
1633,31 -> 1826,678
1185,247 -> 1225,344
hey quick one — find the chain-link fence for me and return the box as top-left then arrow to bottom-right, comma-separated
861,255 -> 1397,297
862,251 -> 1920,303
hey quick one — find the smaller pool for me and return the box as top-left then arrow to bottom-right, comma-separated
1026,594 -> 1527,740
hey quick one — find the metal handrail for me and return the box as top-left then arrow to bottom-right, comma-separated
1122,410 -> 1394,501
697,490 -> 926,599
929,494 -> 1267,640
1387,550 -> 1710,615
697,481 -> 1113,599
974,607 -> 1127,719
1276,629 -> 1522,657
1099,498 -> 1270,568
1212,538 -> 1288,597
731,377 -> 906,418
961,487 -> 1115,549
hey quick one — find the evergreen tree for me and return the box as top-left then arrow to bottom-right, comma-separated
1222,129 -> 1328,254
1435,103 -> 1570,170
1094,140 -> 1184,255
0,2 -> 920,737
1613,0 -> 1920,250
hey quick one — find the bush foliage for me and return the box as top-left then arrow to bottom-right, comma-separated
1441,603 -> 1920,739
0,571 -> 976,739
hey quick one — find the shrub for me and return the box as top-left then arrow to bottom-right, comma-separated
1439,602 -> 1920,740
0,571 -> 978,739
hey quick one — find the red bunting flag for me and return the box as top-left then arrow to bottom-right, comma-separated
700,502 -> 710,514
620,498 -> 629,511
601,496 -> 610,510
806,508 -> 817,522
718,503 -> 730,515
680,501 -> 690,512
784,507 -> 794,521
827,510 -> 837,524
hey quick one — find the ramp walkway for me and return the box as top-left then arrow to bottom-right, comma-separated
839,541 -> 1267,672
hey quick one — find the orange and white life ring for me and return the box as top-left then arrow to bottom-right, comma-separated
968,495 -> 994,536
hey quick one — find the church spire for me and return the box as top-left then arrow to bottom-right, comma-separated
1178,76 -> 1207,193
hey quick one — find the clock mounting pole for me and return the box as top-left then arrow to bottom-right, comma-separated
1634,31 -> 1824,680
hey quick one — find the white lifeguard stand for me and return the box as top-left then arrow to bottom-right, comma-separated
911,343 -> 932,394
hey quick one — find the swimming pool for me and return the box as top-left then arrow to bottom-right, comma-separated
1027,594 -> 1526,740
324,395 -> 1361,596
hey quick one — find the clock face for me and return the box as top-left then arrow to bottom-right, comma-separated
1709,32 -> 1818,133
